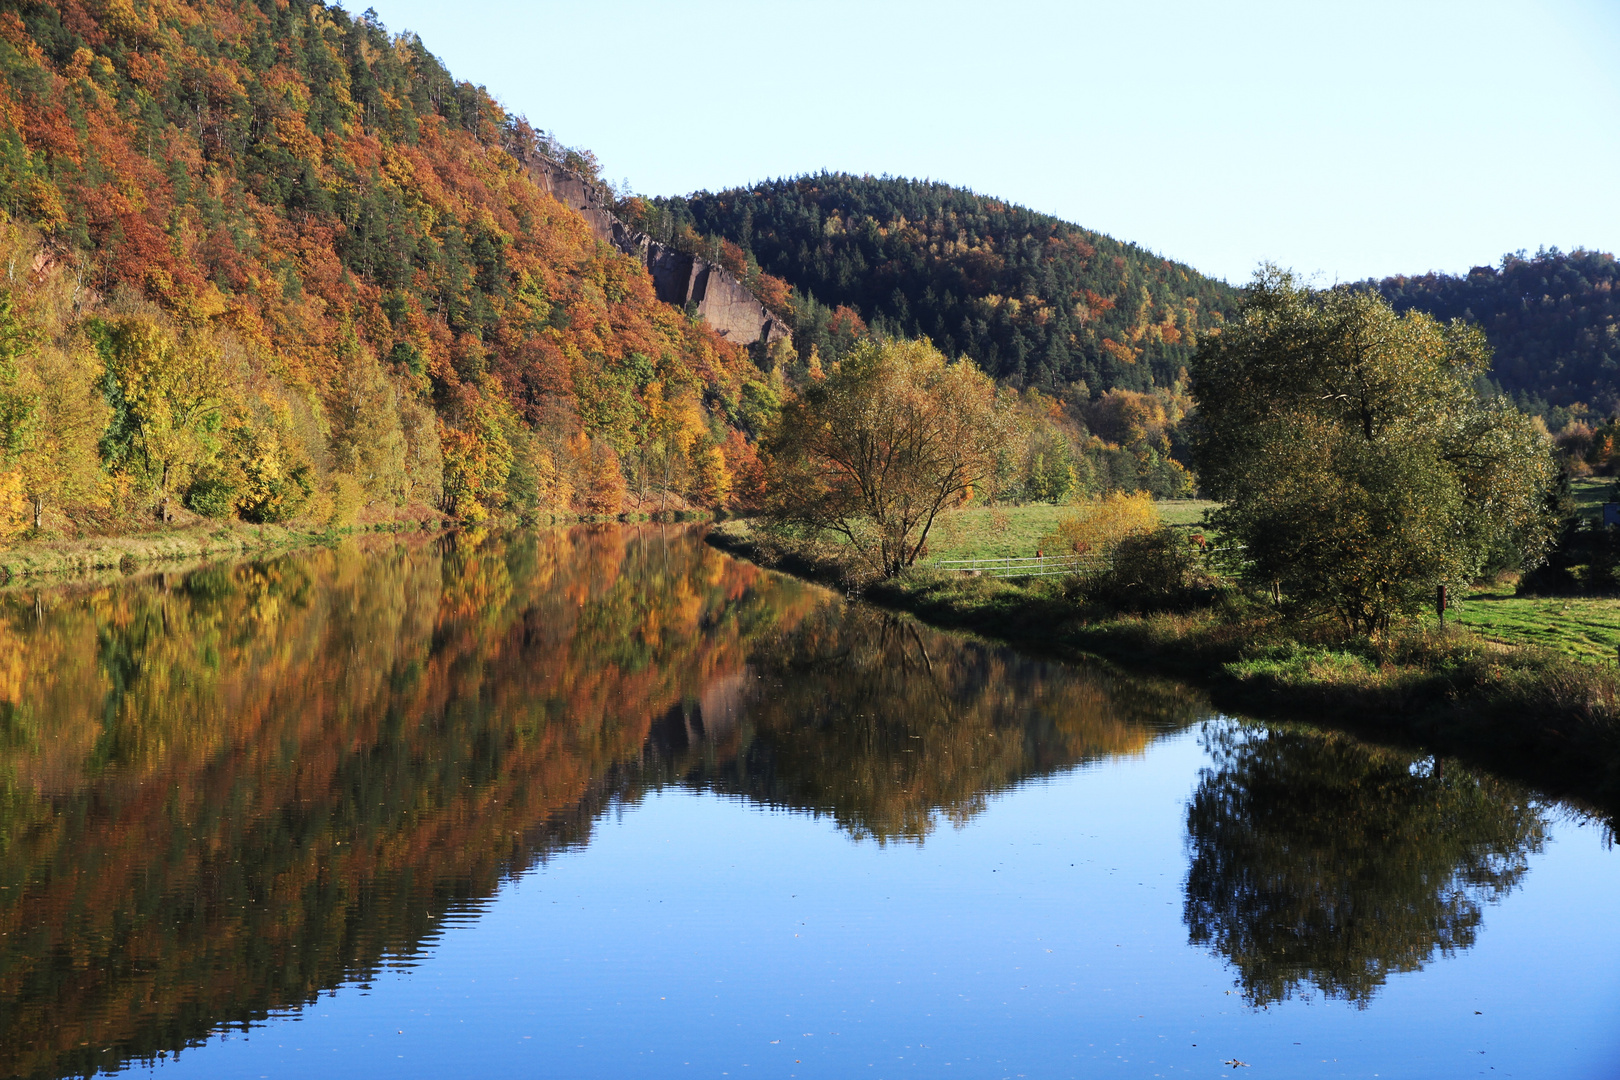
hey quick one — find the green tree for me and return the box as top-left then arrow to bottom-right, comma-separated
1024,426 -> 1078,503
95,316 -> 223,522
1190,268 -> 1556,634
0,290 -> 38,463
763,338 -> 1011,577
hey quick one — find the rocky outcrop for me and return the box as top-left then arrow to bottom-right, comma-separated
527,156 -> 620,244
524,156 -> 788,346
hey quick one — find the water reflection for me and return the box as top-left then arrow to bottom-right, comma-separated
1183,724 -> 1548,1007
0,527 -> 1201,1078
649,605 -> 1199,841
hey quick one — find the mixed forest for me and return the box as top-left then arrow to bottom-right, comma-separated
0,0 -> 1610,545
0,0 -> 767,540
1374,248 -> 1620,478
623,174 -> 1237,394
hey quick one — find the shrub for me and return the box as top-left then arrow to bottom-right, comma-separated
1045,490 -> 1159,559
1078,527 -> 1220,611
182,468 -> 238,519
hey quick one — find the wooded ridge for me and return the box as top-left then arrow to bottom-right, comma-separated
0,0 -> 1609,547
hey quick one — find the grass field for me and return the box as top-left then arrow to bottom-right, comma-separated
1444,478 -> 1620,662
911,499 -> 1620,666
1455,589 -> 1620,662
918,500 -> 1220,561
1570,477 -> 1614,523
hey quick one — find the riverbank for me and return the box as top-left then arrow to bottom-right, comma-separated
0,517 -> 454,583
707,523 -> 1620,816
0,505 -> 723,583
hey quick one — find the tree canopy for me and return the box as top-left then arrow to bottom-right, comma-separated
764,337 -> 1010,577
1374,248 -> 1620,412
0,0 -> 763,532
1190,268 -> 1557,633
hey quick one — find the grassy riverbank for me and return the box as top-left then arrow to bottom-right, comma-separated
0,517 -> 453,582
0,506 -> 717,583
708,521 -> 1620,814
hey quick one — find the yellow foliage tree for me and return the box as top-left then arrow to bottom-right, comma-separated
692,437 -> 731,508
765,338 -> 1011,577
440,403 -> 515,522
1046,490 -> 1160,560
14,338 -> 110,531
94,315 -> 224,521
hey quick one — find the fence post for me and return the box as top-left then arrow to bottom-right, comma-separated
1436,583 -> 1447,626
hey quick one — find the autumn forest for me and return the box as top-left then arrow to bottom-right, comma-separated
0,0 -> 1610,543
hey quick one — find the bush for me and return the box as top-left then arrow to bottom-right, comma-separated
182,468 -> 239,519
238,463 -> 314,524
1046,490 -> 1159,558
1078,527 -> 1220,611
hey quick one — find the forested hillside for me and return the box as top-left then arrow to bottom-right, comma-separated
625,174 -> 1239,394
1375,248 -> 1620,413
0,0 -> 763,536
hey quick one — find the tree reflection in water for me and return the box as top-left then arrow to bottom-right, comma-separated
1183,723 -> 1548,1008
649,605 -> 1202,842
0,526 -> 1203,1078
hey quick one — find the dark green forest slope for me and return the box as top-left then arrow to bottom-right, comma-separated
1375,248 -> 1620,413
626,174 -> 1238,393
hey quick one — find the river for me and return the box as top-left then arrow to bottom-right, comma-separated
0,526 -> 1615,1078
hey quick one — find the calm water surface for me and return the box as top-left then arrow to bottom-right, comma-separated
1,527 -> 1616,1078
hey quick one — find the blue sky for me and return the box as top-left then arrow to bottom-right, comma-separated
358,0 -> 1619,284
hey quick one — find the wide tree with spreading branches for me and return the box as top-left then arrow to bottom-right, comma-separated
763,338 -> 1011,577
1190,268 -> 1557,634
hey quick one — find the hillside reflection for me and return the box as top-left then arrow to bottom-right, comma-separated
0,527 -> 1200,1079
1183,724 -> 1548,1007
646,606 -> 1197,841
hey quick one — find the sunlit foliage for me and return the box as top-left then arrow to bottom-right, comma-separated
763,338 -> 1013,577
634,173 -> 1237,394
1191,268 -> 1558,634
1046,490 -> 1160,559
0,2 -> 759,531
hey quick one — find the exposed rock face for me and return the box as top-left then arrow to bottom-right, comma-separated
524,156 -> 788,345
527,156 -> 620,243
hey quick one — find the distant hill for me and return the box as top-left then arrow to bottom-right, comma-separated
1374,249 -> 1620,413
628,174 -> 1239,394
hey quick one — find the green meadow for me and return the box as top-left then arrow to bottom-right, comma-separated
1456,589 -> 1620,663
919,500 -> 1219,562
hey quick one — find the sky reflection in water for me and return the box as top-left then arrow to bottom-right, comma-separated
1,526 -> 1617,1079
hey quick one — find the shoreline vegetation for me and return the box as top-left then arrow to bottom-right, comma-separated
0,508 -> 714,583
706,519 -> 1620,821
0,516 -> 444,584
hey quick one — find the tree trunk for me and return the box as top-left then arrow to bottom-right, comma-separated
159,461 -> 171,522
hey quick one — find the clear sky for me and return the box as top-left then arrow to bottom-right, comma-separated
356,0 -> 1619,284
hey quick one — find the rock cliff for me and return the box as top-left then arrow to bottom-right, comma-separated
524,156 -> 788,346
